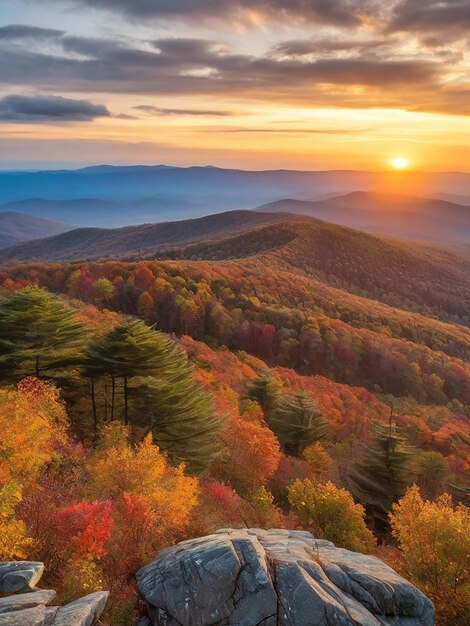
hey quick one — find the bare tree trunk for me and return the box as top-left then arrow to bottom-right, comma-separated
91,379 -> 98,440
111,376 -> 116,420
124,376 -> 129,426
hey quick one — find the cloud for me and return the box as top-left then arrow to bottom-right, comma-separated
0,34 -> 439,90
208,127 -> 365,133
0,24 -> 64,40
61,0 -> 370,27
134,105 -> 233,116
0,94 -> 110,122
0,30 -> 466,115
271,37 -> 389,58
387,0 -> 470,37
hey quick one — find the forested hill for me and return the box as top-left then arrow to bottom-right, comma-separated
0,210 -> 296,263
1,211 -> 468,324
256,192 -> 470,244
161,219 -> 470,325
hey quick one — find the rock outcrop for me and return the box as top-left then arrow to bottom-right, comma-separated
136,528 -> 435,626
0,562 -> 108,626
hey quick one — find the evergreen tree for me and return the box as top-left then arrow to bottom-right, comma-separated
268,391 -> 327,456
0,287 -> 84,381
246,371 -> 280,420
130,371 -> 222,474
84,319 -> 223,472
350,412 -> 412,535
83,319 -> 177,425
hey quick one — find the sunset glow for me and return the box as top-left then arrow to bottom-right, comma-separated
0,1 -> 468,170
391,157 -> 410,170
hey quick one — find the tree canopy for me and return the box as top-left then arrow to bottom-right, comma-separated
0,287 -> 84,379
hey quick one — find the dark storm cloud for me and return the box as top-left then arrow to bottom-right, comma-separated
64,0 -> 369,27
388,0 -> 470,35
0,94 -> 110,121
0,24 -> 64,40
134,105 -> 233,116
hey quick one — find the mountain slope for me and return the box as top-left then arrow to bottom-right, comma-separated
161,218 -> 470,324
0,212 -> 72,248
256,192 -> 470,244
0,210 -> 296,263
1,209 -> 467,324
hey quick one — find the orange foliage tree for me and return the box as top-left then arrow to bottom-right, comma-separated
218,417 -> 281,497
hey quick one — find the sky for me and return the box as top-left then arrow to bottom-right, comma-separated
0,0 -> 469,171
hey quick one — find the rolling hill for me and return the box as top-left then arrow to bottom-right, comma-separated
1,210 -> 468,324
0,211 -> 72,248
256,192 -> 470,244
162,217 -> 470,324
0,210 -> 296,263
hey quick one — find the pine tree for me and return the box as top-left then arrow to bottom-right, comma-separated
83,319 -> 178,425
84,319 -> 223,471
268,391 -> 327,456
0,287 -> 84,381
130,371 -> 222,474
350,410 -> 412,535
246,371 -> 280,420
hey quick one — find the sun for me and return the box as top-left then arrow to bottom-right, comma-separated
390,156 -> 410,170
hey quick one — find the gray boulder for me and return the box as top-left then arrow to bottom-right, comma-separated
0,561 -> 44,592
0,604 -> 46,626
0,589 -> 56,614
50,591 -> 109,626
0,561 -> 108,626
136,529 -> 435,626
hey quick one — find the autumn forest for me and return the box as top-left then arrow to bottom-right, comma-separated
1,224 -> 469,624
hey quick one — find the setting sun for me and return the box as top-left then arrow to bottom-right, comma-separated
391,157 -> 410,170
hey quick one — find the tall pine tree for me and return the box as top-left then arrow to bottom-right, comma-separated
246,371 -> 280,420
130,372 -> 222,474
0,287 -> 84,381
84,319 -> 178,424
268,391 -> 328,456
350,411 -> 412,535
84,319 -> 222,471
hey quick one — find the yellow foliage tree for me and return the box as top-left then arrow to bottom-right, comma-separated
219,417 -> 281,496
288,479 -> 376,553
0,378 -> 67,484
90,423 -> 199,529
0,482 -> 33,559
303,442 -> 333,481
390,485 -> 470,625
0,378 -> 67,559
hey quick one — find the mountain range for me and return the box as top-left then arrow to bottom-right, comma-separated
1,165 -> 469,227
256,192 -> 470,244
0,211 -> 72,248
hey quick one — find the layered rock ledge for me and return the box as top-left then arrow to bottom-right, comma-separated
0,561 -> 108,626
136,528 -> 435,626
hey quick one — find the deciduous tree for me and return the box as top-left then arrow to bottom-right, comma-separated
390,485 -> 470,625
